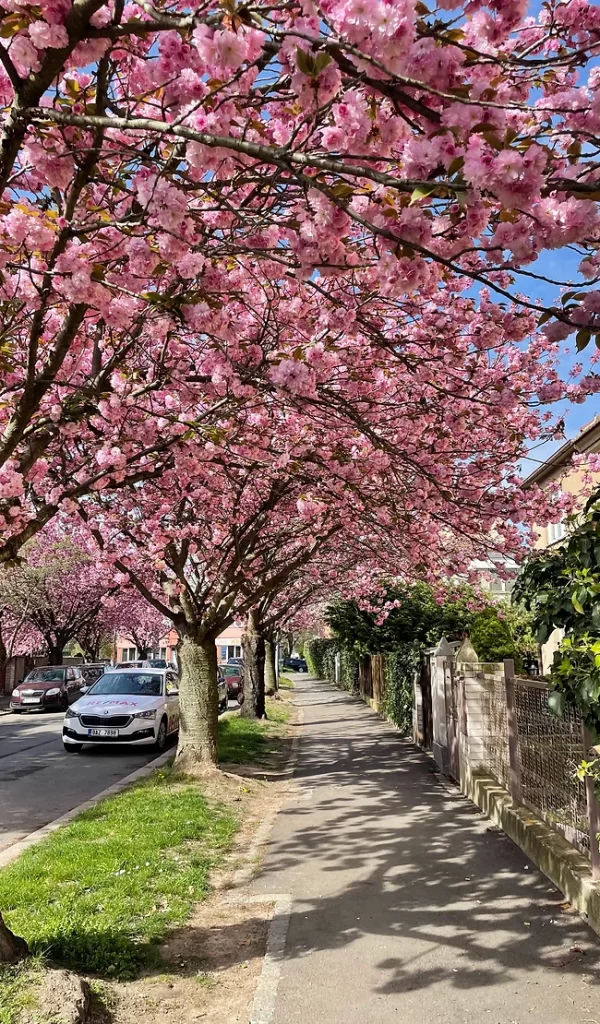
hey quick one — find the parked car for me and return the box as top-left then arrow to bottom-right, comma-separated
227,656 -> 244,666
80,663 -> 107,686
223,663 -> 244,703
62,667 -> 181,753
10,665 -> 85,713
283,657 -> 308,672
115,660 -> 151,669
217,666 -> 229,712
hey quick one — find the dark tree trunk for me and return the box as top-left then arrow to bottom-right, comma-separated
47,641 -> 63,665
0,911 -> 28,963
0,623 -> 7,695
174,630 -> 219,771
241,610 -> 266,719
264,638 -> 277,695
138,646 -> 149,659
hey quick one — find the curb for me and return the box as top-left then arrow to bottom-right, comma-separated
0,749 -> 174,869
466,768 -> 600,940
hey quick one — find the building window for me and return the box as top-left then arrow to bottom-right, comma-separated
220,646 -> 227,662
548,520 -> 566,545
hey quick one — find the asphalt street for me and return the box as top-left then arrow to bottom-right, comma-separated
0,710 -> 159,854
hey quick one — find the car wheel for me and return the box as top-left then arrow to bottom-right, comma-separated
63,742 -> 83,753
11,709 -> 22,715
154,717 -> 168,752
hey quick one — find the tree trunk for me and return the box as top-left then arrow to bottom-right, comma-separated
265,638 -> 277,695
241,610 -> 266,719
47,641 -> 63,665
0,911 -> 28,963
174,632 -> 219,772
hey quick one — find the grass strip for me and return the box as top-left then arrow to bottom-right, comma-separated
0,699 -> 292,1003
0,767 -> 236,980
218,699 -> 291,763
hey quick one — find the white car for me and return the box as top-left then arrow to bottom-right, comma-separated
62,667 -> 180,754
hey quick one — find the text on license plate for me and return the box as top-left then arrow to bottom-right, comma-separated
22,697 -> 41,704
88,728 -> 118,738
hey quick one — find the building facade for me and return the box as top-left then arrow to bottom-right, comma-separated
523,415 -> 600,673
115,622 -> 244,666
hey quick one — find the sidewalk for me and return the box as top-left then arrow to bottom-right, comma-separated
252,675 -> 599,1024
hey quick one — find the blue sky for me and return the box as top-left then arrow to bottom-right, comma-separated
490,0 -> 600,474
513,249 -> 600,478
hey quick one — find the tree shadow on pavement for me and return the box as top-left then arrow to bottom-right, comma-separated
251,680 -> 600,1002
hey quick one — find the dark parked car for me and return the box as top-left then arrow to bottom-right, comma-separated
223,663 -> 244,703
10,665 -> 85,713
217,667 -> 228,712
283,657 -> 308,672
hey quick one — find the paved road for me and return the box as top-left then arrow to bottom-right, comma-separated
253,675 -> 600,1024
0,710 -> 159,854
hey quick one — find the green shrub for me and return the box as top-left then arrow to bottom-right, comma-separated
339,650 -> 359,693
305,637 -> 336,677
383,645 -> 418,735
470,607 -> 518,666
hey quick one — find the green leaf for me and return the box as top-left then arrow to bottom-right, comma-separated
448,156 -> 464,176
296,48 -> 315,76
576,327 -> 591,351
313,52 -> 332,75
572,587 -> 587,613
410,184 -> 438,205
548,691 -> 566,716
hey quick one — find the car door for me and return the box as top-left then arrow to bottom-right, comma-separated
72,668 -> 84,699
65,668 -> 76,701
165,672 -> 180,734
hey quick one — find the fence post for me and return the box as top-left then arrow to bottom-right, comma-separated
583,726 -> 600,880
504,659 -> 522,806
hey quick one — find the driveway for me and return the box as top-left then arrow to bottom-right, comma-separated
0,710 -> 158,854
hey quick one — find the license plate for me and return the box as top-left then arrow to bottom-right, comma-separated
22,697 -> 41,704
88,728 -> 118,738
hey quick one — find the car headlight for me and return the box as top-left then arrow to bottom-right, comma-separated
65,707 -> 78,719
11,689 -> 20,697
46,687 -> 61,696
133,709 -> 157,720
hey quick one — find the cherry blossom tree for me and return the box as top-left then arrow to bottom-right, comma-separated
103,590 -> 170,660
0,525 -> 112,663
1,0 -> 600,578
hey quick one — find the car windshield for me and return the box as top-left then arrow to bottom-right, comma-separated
26,668 -> 67,682
224,666 -> 240,676
87,673 -> 163,697
149,659 -> 167,668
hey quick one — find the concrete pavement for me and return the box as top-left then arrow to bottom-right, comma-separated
252,675 -> 600,1024
0,710 -> 157,854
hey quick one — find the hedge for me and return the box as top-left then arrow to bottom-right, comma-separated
382,645 -> 419,736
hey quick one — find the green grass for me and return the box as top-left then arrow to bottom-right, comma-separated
217,698 -> 291,763
278,675 -> 295,690
0,958 -> 42,1024
0,768 -> 237,981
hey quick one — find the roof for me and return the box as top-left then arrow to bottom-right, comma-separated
523,415 -> 600,489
